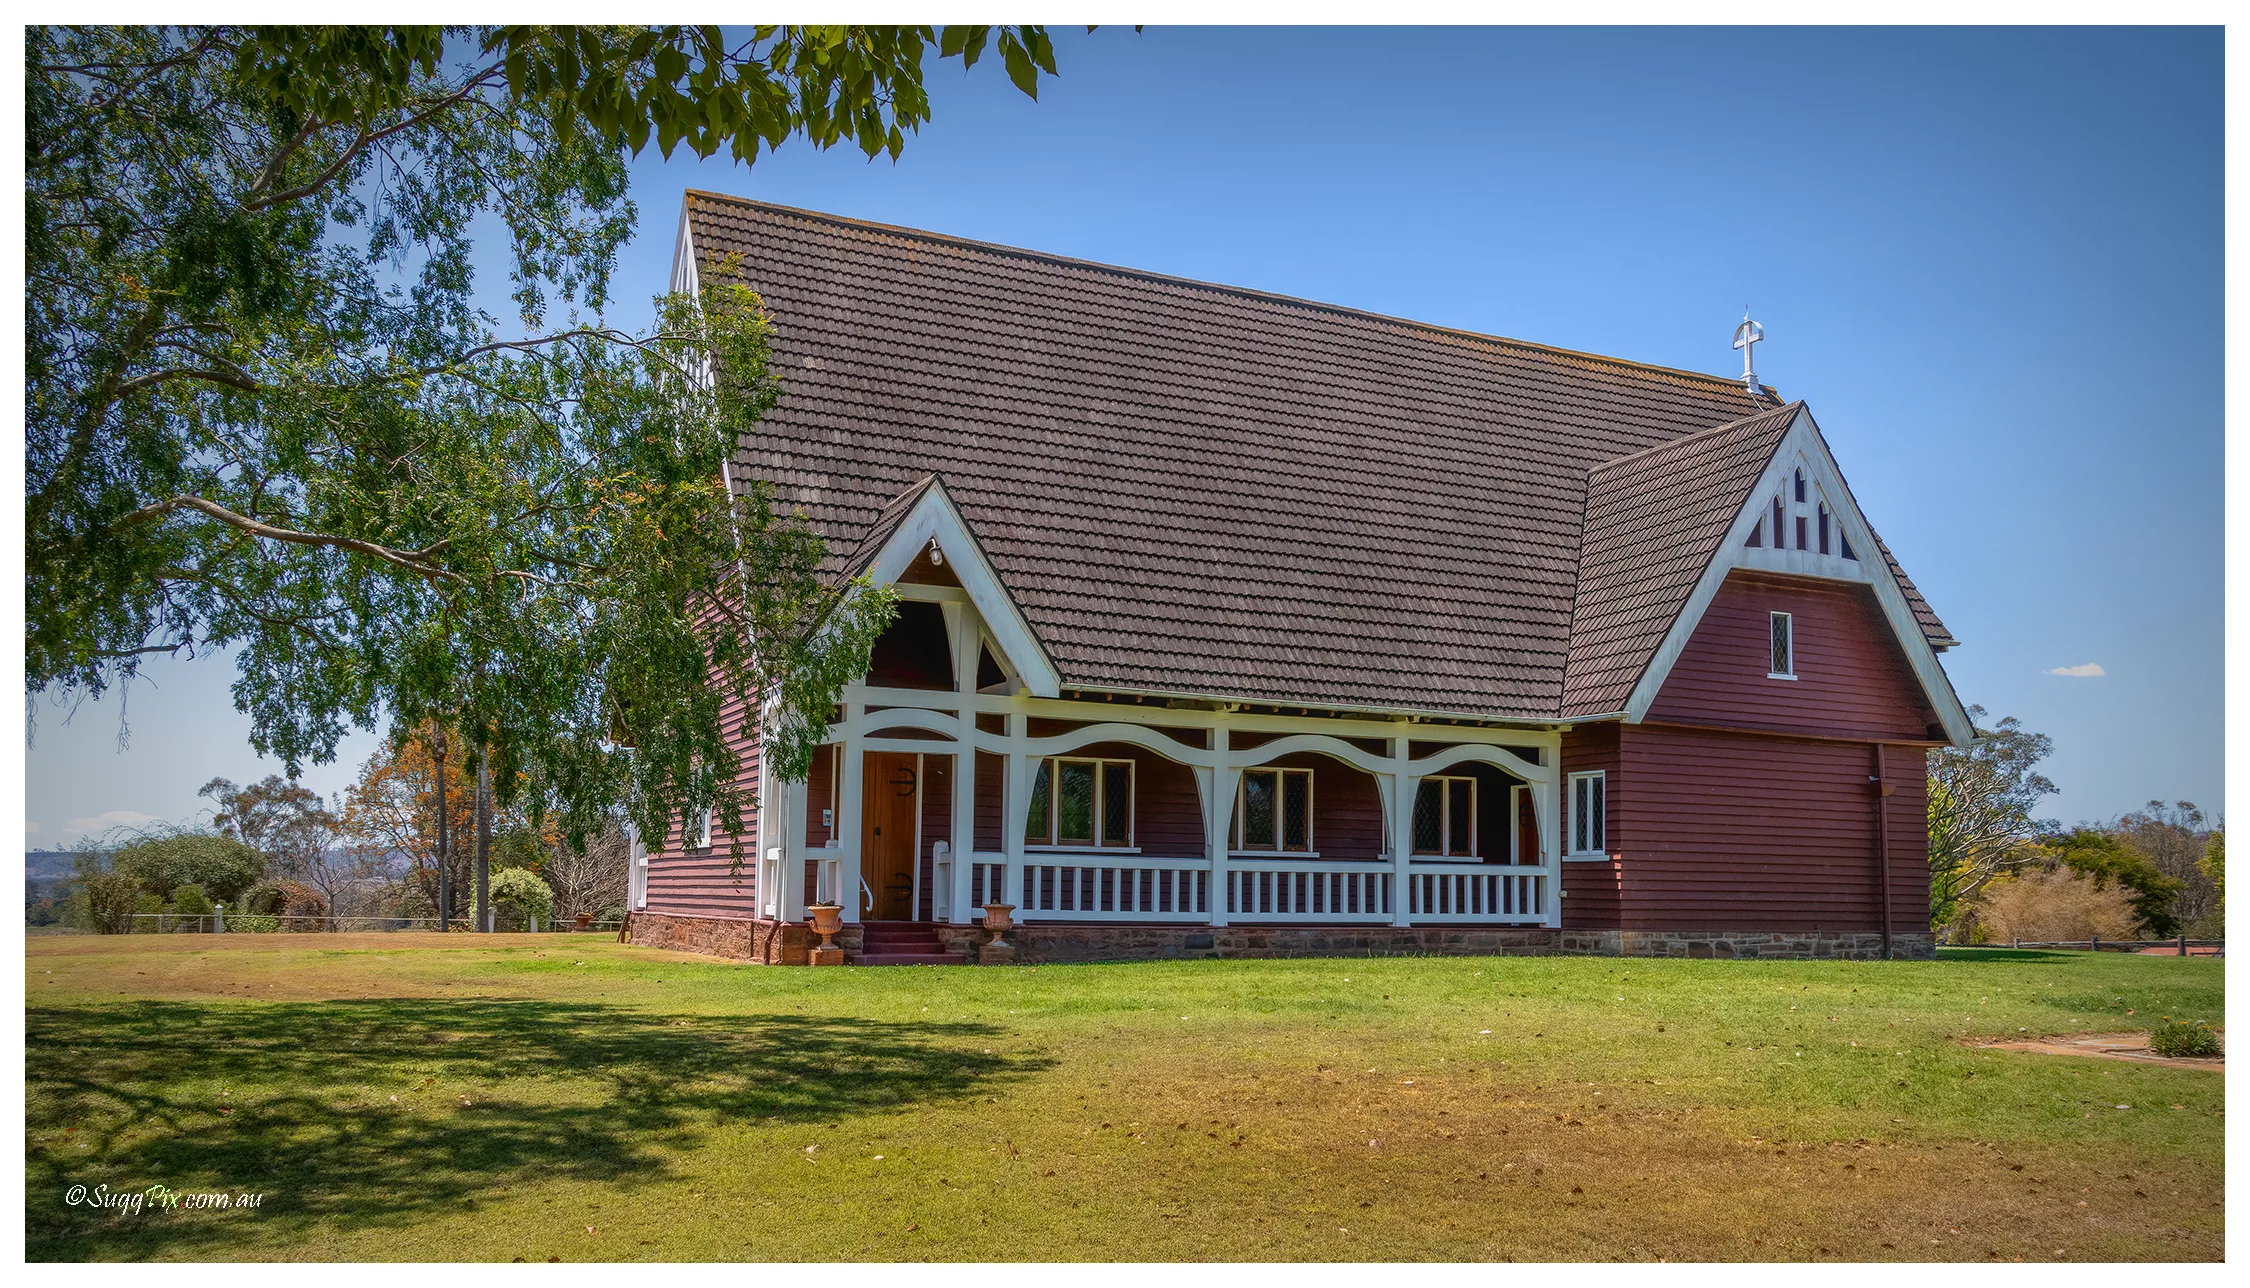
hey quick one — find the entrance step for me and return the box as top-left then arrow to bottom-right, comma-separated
848,920 -> 962,966
851,951 -> 969,967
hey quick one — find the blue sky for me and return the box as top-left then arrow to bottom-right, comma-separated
24,25 -> 2223,847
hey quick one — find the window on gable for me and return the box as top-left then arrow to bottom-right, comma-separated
1235,767 -> 1313,852
1794,468 -> 1807,503
1412,775 -> 1478,857
1818,505 -> 1831,555
1568,772 -> 1606,855
1026,757 -> 1135,848
1769,611 -> 1795,678
1795,515 -> 1808,550
1839,529 -> 1857,561
1772,497 -> 1785,548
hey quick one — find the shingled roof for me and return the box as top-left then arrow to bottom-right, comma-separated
686,192 -> 1948,721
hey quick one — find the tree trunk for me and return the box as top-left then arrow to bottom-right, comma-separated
475,746 -> 492,933
435,724 -> 451,931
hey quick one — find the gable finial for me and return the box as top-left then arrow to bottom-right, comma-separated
1732,309 -> 1765,399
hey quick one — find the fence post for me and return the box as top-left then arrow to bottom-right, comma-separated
2179,933 -> 2188,957
2091,934 -> 2100,954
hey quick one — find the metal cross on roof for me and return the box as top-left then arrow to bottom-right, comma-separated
1732,310 -> 1764,396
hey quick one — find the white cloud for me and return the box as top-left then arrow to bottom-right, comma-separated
2045,663 -> 2107,678
62,809 -> 161,840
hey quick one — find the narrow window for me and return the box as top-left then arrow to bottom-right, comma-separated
1029,758 -> 1136,847
1568,772 -> 1606,855
1025,762 -> 1051,842
1411,775 -> 1479,857
1794,468 -> 1806,503
1236,767 -> 1314,852
1770,611 -> 1795,678
1795,515 -> 1808,550
1745,516 -> 1763,548
1818,505 -> 1831,555
695,806 -> 713,850
1772,497 -> 1785,546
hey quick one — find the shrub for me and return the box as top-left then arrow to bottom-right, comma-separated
2148,1019 -> 2222,1058
113,833 -> 265,903
1972,868 -> 2140,942
490,868 -> 556,929
229,914 -> 282,933
79,871 -> 142,934
168,883 -> 214,932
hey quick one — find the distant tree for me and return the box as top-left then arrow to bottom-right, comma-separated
538,817 -> 631,922
2203,827 -> 2224,900
1926,706 -> 2056,929
110,831 -> 266,904
339,722 -> 478,922
200,775 -> 337,876
1975,868 -> 2141,944
2042,828 -> 2184,938
2113,801 -> 2220,932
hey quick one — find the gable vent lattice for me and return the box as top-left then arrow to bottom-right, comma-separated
1743,457 -> 1857,560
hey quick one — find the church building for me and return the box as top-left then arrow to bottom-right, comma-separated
626,192 -> 1969,965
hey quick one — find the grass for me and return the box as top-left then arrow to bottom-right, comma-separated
24,934 -> 2224,1262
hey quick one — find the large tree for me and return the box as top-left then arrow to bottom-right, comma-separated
27,25 -> 1073,846
1925,706 -> 2056,928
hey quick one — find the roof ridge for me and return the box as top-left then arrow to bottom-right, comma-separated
1588,400 -> 1804,474
683,190 -> 1777,398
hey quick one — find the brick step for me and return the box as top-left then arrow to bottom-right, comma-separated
849,952 -> 968,967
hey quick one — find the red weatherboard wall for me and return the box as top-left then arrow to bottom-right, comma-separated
643,679 -> 763,920
1646,570 -> 1937,741
1563,570 -> 1938,934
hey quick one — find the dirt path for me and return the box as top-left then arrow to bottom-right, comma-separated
1971,1031 -> 2224,1071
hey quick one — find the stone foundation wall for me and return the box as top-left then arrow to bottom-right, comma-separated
624,911 -> 861,965
627,912 -> 1933,965
1558,929 -> 1936,961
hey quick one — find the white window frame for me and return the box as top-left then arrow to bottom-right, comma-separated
1233,766 -> 1315,854
1768,610 -> 1796,680
1567,771 -> 1607,858
1025,756 -> 1137,851
1411,774 -> 1479,859
694,806 -> 714,851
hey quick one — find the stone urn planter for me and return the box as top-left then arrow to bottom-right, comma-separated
807,903 -> 846,966
574,911 -> 592,931
979,903 -> 1017,965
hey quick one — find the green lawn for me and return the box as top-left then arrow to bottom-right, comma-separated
24,934 -> 2224,1261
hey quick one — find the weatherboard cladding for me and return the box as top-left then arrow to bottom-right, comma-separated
688,193 -> 1943,719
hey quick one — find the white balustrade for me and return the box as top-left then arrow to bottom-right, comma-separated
1405,864 -> 1547,922
1013,854 -> 1212,921
1224,860 -> 1394,922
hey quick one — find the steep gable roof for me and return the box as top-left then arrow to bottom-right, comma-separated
686,192 -> 1954,722
1564,403 -> 1804,718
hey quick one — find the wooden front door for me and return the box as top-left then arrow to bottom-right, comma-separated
861,752 -> 919,920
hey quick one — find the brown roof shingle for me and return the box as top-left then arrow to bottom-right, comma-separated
688,193 -> 1945,719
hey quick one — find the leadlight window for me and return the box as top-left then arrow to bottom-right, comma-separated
1025,757 -> 1135,848
694,806 -> 713,850
1412,775 -> 1479,857
1769,611 -> 1795,679
1235,767 -> 1313,852
1568,772 -> 1606,855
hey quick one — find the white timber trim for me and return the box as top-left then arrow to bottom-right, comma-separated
1619,404 -> 1975,747
858,479 -> 1062,698
670,199 -> 702,297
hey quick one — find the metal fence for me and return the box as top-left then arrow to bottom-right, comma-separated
1987,936 -> 2222,956
117,912 -> 626,935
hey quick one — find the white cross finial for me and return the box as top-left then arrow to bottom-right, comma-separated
1732,308 -> 1764,396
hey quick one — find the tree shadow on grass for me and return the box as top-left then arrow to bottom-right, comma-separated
26,999 -> 1049,1260
1935,948 -> 2085,963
